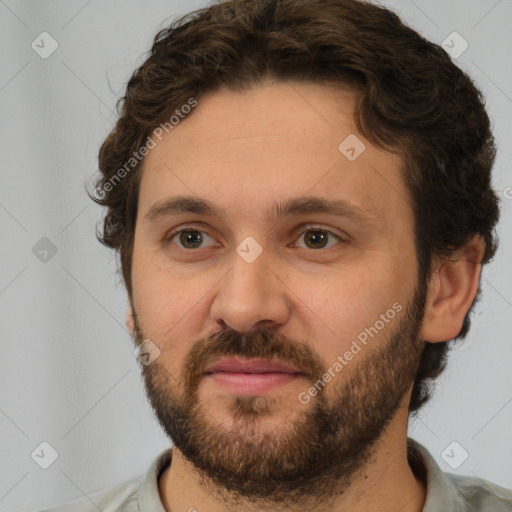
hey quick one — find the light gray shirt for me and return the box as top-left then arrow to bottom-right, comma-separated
40,437 -> 512,511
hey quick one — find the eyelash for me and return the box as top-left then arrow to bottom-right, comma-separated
164,225 -> 346,250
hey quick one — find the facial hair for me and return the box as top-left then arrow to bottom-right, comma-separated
132,282 -> 427,508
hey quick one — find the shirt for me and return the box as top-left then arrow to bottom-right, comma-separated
40,437 -> 512,511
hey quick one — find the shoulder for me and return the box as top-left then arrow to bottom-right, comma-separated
38,474 -> 143,512
37,447 -> 172,512
407,437 -> 512,512
446,472 -> 512,510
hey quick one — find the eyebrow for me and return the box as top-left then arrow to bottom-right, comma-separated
143,195 -> 379,227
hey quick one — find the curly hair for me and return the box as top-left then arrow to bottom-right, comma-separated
89,0 -> 500,415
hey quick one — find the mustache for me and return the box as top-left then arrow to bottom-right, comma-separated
182,326 -> 327,391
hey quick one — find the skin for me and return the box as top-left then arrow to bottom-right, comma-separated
126,79 -> 485,512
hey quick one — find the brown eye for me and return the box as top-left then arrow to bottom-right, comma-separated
296,229 -> 341,250
169,229 -> 216,249
304,231 -> 328,248
179,230 -> 203,248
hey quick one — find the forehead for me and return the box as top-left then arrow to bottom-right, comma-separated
138,80 -> 412,228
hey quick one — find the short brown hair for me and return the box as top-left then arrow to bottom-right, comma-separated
89,0 -> 500,414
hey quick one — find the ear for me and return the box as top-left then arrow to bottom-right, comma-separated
126,303 -> 135,337
421,235 -> 486,343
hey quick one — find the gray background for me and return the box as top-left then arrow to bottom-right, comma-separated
0,1 -> 511,510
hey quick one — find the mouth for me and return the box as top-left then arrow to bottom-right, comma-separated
203,357 -> 305,395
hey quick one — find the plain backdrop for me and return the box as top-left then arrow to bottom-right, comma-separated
0,1 -> 511,510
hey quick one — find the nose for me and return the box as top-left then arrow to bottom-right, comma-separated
210,249 -> 291,333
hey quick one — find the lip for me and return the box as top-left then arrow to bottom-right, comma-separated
203,357 -> 305,395
204,357 -> 301,374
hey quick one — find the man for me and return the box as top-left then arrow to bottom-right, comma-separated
42,0 -> 511,511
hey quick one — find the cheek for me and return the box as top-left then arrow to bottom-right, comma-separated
131,256 -> 209,347
286,262 -> 406,362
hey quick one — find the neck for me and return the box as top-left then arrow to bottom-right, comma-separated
158,405 -> 426,512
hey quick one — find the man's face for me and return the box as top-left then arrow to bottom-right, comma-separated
130,80 -> 427,502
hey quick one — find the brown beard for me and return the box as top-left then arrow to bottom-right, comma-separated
133,281 -> 427,507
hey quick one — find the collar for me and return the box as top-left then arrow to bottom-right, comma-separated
136,437 -> 468,511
